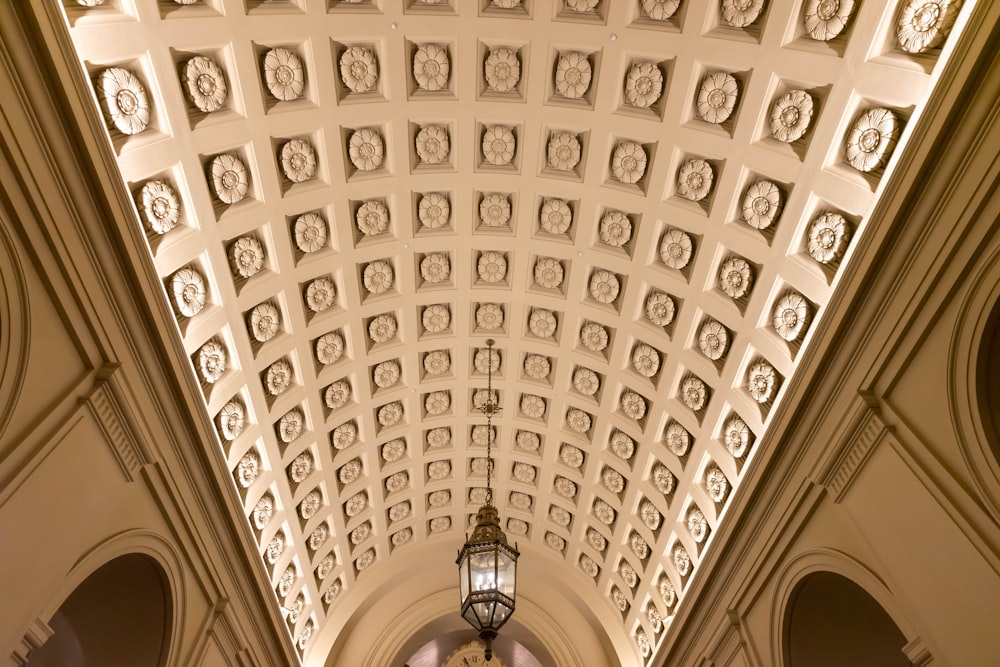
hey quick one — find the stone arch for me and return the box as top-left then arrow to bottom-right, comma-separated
948,242 -> 1000,523
771,549 -> 920,667
24,530 -> 185,667
0,218 -> 30,436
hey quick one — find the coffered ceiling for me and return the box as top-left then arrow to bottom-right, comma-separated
60,0 -> 968,664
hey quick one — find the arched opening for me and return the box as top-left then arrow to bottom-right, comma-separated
976,297 -> 1000,466
784,571 -> 908,667
27,553 -> 171,667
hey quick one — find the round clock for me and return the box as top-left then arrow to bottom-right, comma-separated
442,640 -> 509,667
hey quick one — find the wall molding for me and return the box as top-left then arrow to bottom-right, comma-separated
824,405 -> 888,503
81,365 -> 149,482
9,617 -> 53,667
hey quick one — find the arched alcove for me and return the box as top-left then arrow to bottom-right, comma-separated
976,297 -> 1000,467
27,553 -> 171,667
784,571 -> 909,667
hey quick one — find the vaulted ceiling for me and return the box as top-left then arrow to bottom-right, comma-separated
60,0 -> 967,664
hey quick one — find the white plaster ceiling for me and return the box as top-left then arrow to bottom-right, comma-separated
61,0 -> 968,664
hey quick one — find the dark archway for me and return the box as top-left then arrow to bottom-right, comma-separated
976,297 -> 1000,466
785,571 -> 909,667
27,553 -> 171,667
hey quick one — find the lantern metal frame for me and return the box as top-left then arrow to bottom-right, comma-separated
456,339 -> 519,662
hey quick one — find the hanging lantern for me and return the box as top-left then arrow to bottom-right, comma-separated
456,339 -> 518,661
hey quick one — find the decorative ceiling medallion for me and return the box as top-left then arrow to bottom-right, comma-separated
724,416 -> 752,457
659,229 -> 693,269
477,251 -> 507,283
482,125 -> 516,166
747,360 -> 777,403
281,139 -> 317,183
515,431 -> 540,453
602,467 -> 625,493
278,408 -> 304,443
593,499 -> 615,525
808,212 -> 850,263
349,128 -> 385,172
415,125 -> 450,164
680,376 -> 707,412
719,257 -> 752,299
676,158 -> 714,201
480,193 -> 511,227
673,543 -> 691,576
288,451 -> 313,483
373,360 -> 401,389
217,400 -> 245,441
345,491 -> 368,517
803,0 -> 855,41
579,321 -> 609,351
315,332 -> 345,365
706,465 -> 730,502
425,390 -> 451,415
566,0 -> 599,11
520,393 -> 547,419
252,493 -> 273,529
637,630 -> 651,658
294,213 -> 327,253
640,499 -> 662,530
385,470 -> 409,493
554,476 -> 578,499
696,72 -> 739,124
389,501 -> 412,522
632,343 -> 661,378
418,193 -> 450,229
300,490 -> 322,519
430,517 -> 452,533
572,366 -> 600,395
513,462 -> 537,483
422,303 -> 451,333
425,426 -> 451,450
566,408 -> 592,433
741,180 -> 782,229
523,354 -> 551,380
378,401 -> 404,427
528,308 -> 557,338
698,319 -> 728,360
769,90 -> 814,143
772,292 -> 809,341
413,43 -> 450,91
139,180 -> 179,234
610,141 -> 648,184
485,48 -> 521,92
339,46 -> 378,93
263,47 -> 305,102
539,198 -> 572,234
230,236 -> 264,278
722,0 -> 765,27
589,269 -> 620,304
846,107 -> 899,173
420,252 -> 451,284
381,438 -> 406,463
392,528 -> 413,547
645,291 -> 676,326
265,532 -> 284,564
660,576 -> 676,607
325,380 -> 351,409
211,154 -> 249,204
599,210 -> 631,247
631,532 -> 650,560
197,339 -> 226,383
355,548 -> 376,572
184,56 -> 227,113
306,277 -> 336,312
356,200 -> 389,236
98,67 -> 151,135
897,0 -> 956,53
474,347 -> 501,375
533,257 -> 564,289
363,260 -> 394,295
476,303 -> 504,331
688,506 -> 708,542
278,566 -> 295,599
554,52 -> 592,99
547,132 -> 582,171
332,421 -> 358,450
621,390 -> 648,420
237,450 -> 260,488
317,554 -> 336,580
642,0 -> 681,20
609,429 -> 635,460
652,463 -> 675,495
170,266 -> 207,317
308,524 -> 328,551
560,444 -> 584,468
624,61 -> 663,108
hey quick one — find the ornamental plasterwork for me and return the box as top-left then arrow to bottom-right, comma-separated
372,360 -> 401,389
184,56 -> 227,113
230,236 -> 264,278
377,401 -> 404,427
236,450 -> 260,487
533,257 -> 564,289
566,408 -> 592,433
300,490 -> 322,520
475,303 -> 504,330
719,257 -> 752,299
482,125 -> 516,166
422,304 -> 451,333
170,267 -> 207,317
660,575 -> 676,607
637,629 -> 651,658
324,380 -> 351,409
528,308 -> 557,338
579,554 -> 600,578
624,61 -> 663,108
98,67 -> 151,135
610,141 -> 648,184
288,452 -> 313,484
742,180 -> 782,229
480,193 -> 512,227
659,229 -> 693,270
520,393 -> 547,419
217,400 -> 244,441
315,331 -> 345,365
808,211 -> 850,263
698,319 -> 728,361
897,0 -> 957,53
769,90 -> 814,143
420,253 -> 451,284
640,499 -> 662,530
696,72 -> 739,124
681,376 -> 706,412
424,390 -> 451,416
536,198 -> 571,235
651,463 -> 675,495
599,210 -> 632,247
706,465 -> 730,502
263,48 -> 305,102
332,421 -> 357,450
572,367 -> 600,396
545,532 -> 566,552
278,408 -> 304,443
645,291 -> 676,326
846,108 -> 899,173
306,277 -> 336,312
547,132 -> 582,171
265,359 -> 292,396
632,343 -> 661,378
803,0 -> 855,41
484,48 -> 521,92
294,213 -> 327,253
523,354 -> 551,380
415,125 -> 450,165
587,528 -> 607,552
589,269 -> 620,304
281,139 -> 317,183
554,52 -> 592,99
619,560 -> 637,588
747,360 -> 777,403
612,588 -> 628,613
620,390 -> 648,420
724,415 -> 752,458
515,431 -> 541,454
430,517 -> 451,533
339,46 -> 378,93
593,499 -> 615,525
413,43 -> 450,91
252,493 -> 273,529
418,193 -> 450,229
308,524 -> 328,551
565,0 -> 599,11
554,476 -> 577,499
389,501 -> 411,522
673,543 -> 691,576
772,292 -> 810,341
363,260 -> 395,295
579,321 -> 609,351
425,425 -> 451,448
477,251 -> 507,283
356,200 -> 389,236
630,532 -> 650,560
602,467 -> 625,493
197,339 -> 226,383
139,180 -> 179,234
211,154 -> 249,204
676,159 -> 714,201
642,0 -> 681,21
609,430 -> 635,460
687,506 -> 708,541
348,128 -> 385,172
560,444 -> 584,468
722,0 -> 765,27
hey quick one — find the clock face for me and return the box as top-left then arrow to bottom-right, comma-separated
442,641 -> 508,667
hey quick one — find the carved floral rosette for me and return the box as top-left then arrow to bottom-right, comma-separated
171,266 -> 207,317
356,200 -> 389,236
263,48 -> 305,101
747,360 -> 777,403
528,308 -> 557,339
422,304 -> 451,333
280,138 -> 317,183
803,0 -> 855,41
742,180 -> 782,229
724,415 -> 752,458
420,252 -> 451,284
697,72 -> 738,124
218,400 -> 245,440
673,543 -> 691,576
554,51 -> 592,99
415,125 -> 450,165
230,236 -> 264,278
769,90 -> 814,143
602,467 -> 625,493
423,350 -> 451,375
621,390 -> 648,420
479,193 -> 511,227
476,303 -> 503,330
236,449 -> 259,487
349,128 -> 385,172
572,367 -> 600,396
368,313 -> 398,344
677,159 -> 714,201
579,321 -> 609,351
846,108 -> 899,173
523,353 -> 551,380
599,210 -> 632,247
611,141 -> 648,184
547,132 -> 582,171
706,465 -> 730,502
645,291 -> 676,326
808,211 -> 850,263
211,154 -> 249,205
589,269 -> 621,304
652,463 -> 675,495
687,506 -> 708,542
566,408 -> 592,433
140,180 -> 179,234
664,421 -> 691,456
278,408 -> 304,443
539,198 -> 572,234
324,380 -> 351,410
659,229 -> 693,269
560,444 -> 584,468
363,260 -> 394,296
722,0 -> 765,27
642,0 -> 681,21
681,376 -> 707,412
609,429 -> 636,460
98,67 -> 151,135
533,257 -> 564,289
413,43 -> 450,91
897,0 -> 957,53
418,192 -> 450,229
632,343 -> 661,377
197,339 -> 227,383
306,277 -> 336,313
339,46 -> 378,93
625,61 -> 663,108
485,47 -> 521,92
288,451 -> 313,484
698,319 -> 729,361
772,292 -> 810,341
477,251 -> 507,284
719,257 -> 753,299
